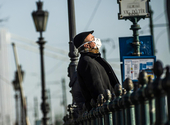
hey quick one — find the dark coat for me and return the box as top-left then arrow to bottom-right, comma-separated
69,71 -> 85,104
77,52 -> 120,110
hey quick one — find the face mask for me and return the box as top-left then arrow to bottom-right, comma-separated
93,38 -> 102,49
78,37 -> 102,52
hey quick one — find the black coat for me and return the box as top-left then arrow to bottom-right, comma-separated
69,71 -> 85,104
77,52 -> 120,110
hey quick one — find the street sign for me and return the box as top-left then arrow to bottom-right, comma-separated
122,56 -> 156,82
117,0 -> 150,19
119,35 -> 154,62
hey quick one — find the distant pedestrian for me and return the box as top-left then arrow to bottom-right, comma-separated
73,30 -> 120,110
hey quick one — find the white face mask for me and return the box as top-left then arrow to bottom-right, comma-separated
93,38 -> 102,49
77,37 -> 102,50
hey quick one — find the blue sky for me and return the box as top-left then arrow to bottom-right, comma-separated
0,0 -> 169,124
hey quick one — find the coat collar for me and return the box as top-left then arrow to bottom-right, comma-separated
80,52 -> 101,59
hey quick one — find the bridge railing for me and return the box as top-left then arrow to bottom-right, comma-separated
63,60 -> 170,125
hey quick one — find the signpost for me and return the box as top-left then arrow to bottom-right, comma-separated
117,0 -> 155,83
118,0 -> 150,56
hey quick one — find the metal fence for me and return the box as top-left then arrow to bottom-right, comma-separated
63,60 -> 170,125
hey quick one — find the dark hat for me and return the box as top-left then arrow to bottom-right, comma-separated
73,30 -> 94,48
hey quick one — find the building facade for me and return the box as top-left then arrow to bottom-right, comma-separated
0,29 -> 13,125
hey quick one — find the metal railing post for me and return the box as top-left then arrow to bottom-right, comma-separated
102,90 -> 113,125
114,84 -> 124,125
89,99 -> 97,125
123,78 -> 136,125
86,112 -> 91,125
94,100 -> 99,125
82,104 -> 87,125
130,83 -> 141,125
96,94 -> 104,125
108,93 -> 117,125
162,66 -> 170,125
120,88 -> 127,125
152,61 -> 167,125
137,71 -> 150,125
144,76 -> 155,125
93,102 -> 98,125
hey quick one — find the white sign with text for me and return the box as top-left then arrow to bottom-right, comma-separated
118,0 -> 149,19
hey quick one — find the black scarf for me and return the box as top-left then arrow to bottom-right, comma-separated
80,52 -> 101,59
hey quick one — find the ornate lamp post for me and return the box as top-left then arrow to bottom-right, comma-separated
32,1 -> 49,125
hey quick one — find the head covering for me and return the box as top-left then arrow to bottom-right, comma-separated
73,30 -> 94,48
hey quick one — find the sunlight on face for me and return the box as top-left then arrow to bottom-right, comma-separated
84,34 -> 94,42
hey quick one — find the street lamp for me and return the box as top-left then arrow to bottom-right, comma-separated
32,0 -> 48,32
32,1 -> 49,125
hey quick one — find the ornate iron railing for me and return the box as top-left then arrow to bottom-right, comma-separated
63,60 -> 170,125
